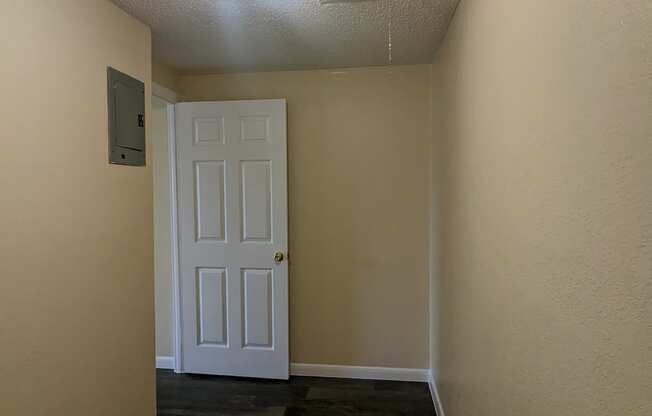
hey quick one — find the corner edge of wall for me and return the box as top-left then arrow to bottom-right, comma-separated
428,370 -> 445,416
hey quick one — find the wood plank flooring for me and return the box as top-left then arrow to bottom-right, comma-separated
157,369 -> 436,416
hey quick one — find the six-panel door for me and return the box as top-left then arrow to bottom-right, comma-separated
176,100 -> 288,379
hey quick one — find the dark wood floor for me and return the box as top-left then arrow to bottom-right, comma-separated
157,369 -> 436,416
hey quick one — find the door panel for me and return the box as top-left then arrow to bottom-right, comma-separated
176,100 -> 288,379
197,268 -> 228,346
194,161 -> 226,242
240,160 -> 272,242
242,268 -> 274,349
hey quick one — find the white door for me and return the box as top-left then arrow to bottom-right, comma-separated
175,100 -> 288,379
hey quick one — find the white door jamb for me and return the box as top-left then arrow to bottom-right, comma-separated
152,83 -> 182,373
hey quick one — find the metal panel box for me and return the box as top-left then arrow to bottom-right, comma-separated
107,67 -> 145,166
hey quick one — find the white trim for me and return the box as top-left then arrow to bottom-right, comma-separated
166,103 -> 183,373
153,88 -> 182,373
153,82 -> 178,103
290,363 -> 429,382
428,370 -> 445,416
156,356 -> 175,370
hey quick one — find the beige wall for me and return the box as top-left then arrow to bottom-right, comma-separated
0,1 -> 155,415
177,65 -> 431,368
153,60 -> 179,92
430,1 -> 652,415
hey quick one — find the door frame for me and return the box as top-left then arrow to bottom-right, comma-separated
152,82 -> 183,373
154,91 -> 290,376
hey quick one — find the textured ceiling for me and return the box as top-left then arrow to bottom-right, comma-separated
111,0 -> 459,74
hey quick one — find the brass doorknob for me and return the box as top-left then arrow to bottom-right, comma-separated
274,251 -> 285,263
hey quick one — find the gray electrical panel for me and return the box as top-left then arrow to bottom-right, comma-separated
107,67 -> 145,166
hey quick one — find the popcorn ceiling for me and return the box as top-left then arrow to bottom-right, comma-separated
111,0 -> 459,73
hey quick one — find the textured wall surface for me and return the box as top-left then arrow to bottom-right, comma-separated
177,65 -> 432,368
0,1 -> 155,415
430,0 -> 652,415
112,0 -> 458,73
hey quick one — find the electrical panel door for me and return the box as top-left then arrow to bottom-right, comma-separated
107,66 -> 145,166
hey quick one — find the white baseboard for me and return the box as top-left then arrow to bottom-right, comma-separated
290,363 -> 429,382
157,359 -> 432,389
156,356 -> 175,370
428,370 -> 445,416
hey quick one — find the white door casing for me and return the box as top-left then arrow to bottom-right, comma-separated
175,100 -> 288,379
